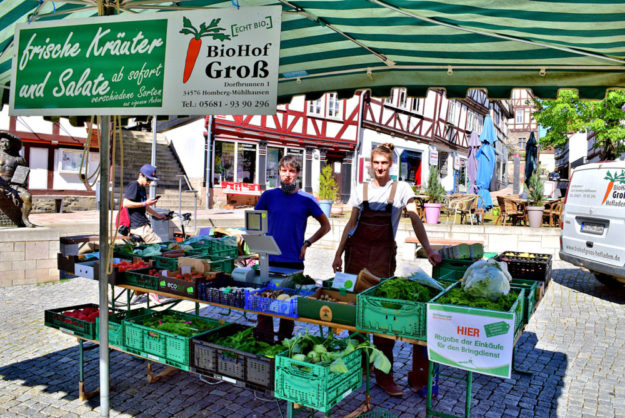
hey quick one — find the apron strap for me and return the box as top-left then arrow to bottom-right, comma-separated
363,182 -> 368,203
387,181 -> 398,204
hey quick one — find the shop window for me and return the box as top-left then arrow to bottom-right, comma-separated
213,141 -> 235,185
266,146 -> 284,189
237,143 -> 256,183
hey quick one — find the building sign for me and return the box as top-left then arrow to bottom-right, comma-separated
427,303 -> 515,379
429,149 -> 439,166
221,181 -> 261,196
10,7 -> 281,116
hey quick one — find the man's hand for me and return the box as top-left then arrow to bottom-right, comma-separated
299,244 -> 308,260
427,250 -> 442,266
144,198 -> 158,207
332,254 -> 343,272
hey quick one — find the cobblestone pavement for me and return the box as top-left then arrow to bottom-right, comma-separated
1,250 -> 625,418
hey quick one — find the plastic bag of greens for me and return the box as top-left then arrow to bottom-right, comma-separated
462,259 -> 512,301
136,243 -> 162,257
396,263 -> 444,291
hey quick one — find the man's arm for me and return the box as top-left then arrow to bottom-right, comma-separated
405,198 -> 442,266
331,208 -> 359,272
299,213 -> 331,259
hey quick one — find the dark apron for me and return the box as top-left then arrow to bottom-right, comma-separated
345,181 -> 398,278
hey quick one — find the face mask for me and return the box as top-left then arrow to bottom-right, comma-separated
280,181 -> 297,194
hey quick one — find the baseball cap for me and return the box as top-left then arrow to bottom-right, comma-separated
140,164 -> 159,181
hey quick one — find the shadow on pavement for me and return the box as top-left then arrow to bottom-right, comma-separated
552,268 -> 625,304
427,331 -> 566,416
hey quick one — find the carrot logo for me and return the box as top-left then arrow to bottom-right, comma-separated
180,17 -> 230,83
601,170 -> 625,204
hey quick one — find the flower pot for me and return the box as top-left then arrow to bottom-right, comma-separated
526,206 -> 544,228
424,203 -> 443,225
319,200 -> 333,218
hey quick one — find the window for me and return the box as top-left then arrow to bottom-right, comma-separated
266,146 -> 284,188
237,143 -> 256,184
327,93 -> 341,118
213,141 -> 235,185
516,110 -> 524,124
398,89 -> 407,108
518,137 -> 527,149
411,98 -> 422,113
448,101 -> 458,123
308,99 -> 322,116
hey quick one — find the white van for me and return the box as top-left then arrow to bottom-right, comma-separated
560,161 -> 625,287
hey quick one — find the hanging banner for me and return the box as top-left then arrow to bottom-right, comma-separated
9,7 -> 281,116
221,181 -> 261,196
427,303 -> 515,379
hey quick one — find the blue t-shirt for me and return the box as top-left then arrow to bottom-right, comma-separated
255,189 -> 323,263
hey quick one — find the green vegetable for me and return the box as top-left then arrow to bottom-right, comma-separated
462,259 -> 512,301
281,331 -> 391,374
437,287 -> 519,311
209,327 -> 284,358
138,313 -> 219,337
375,278 -> 439,308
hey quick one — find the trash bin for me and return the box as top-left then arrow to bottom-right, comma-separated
151,208 -> 170,242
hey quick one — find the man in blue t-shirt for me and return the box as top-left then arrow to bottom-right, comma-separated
254,155 -> 330,342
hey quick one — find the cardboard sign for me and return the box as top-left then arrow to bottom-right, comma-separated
222,182 -> 261,196
427,303 -> 515,379
332,272 -> 357,292
10,7 -> 281,116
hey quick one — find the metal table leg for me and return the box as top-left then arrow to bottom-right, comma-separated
78,339 -> 100,401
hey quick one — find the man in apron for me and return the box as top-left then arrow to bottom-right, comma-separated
332,143 -> 441,396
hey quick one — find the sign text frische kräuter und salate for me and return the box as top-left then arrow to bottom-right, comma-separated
9,7 -> 281,116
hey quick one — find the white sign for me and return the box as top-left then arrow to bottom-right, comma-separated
429,149 -> 439,166
10,7 -> 281,116
427,303 -> 515,379
331,272 -> 357,291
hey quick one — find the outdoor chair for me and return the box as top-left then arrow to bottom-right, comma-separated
496,196 -> 526,226
447,194 -> 478,225
469,194 -> 485,225
543,198 -> 564,227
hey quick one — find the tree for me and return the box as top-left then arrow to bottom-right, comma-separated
531,89 -> 625,160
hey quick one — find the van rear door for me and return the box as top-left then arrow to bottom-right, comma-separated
561,162 -> 625,267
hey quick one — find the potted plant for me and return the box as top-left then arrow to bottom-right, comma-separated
526,171 -> 545,228
318,164 -> 338,218
424,167 -> 445,224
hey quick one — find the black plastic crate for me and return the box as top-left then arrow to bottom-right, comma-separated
190,323 -> 276,392
495,251 -> 553,284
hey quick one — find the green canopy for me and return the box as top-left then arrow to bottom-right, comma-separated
2,0 -> 625,106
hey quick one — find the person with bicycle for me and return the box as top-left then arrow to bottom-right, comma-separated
123,164 -> 167,244
254,155 -> 331,343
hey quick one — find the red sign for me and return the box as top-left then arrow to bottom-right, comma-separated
221,182 -> 261,196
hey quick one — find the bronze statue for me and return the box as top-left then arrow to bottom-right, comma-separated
0,132 -> 34,227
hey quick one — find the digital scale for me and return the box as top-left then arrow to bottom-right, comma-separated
233,210 -> 302,286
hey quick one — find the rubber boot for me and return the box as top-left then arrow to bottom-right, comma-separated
276,318 -> 295,342
254,315 -> 275,344
372,336 -> 403,397
407,345 -> 429,393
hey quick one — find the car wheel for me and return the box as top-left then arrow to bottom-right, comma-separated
593,273 -> 624,288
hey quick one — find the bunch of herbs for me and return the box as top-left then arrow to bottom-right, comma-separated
210,327 -> 284,358
139,313 -> 219,337
437,288 -> 519,311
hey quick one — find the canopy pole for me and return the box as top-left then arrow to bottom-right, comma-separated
150,116 -> 157,199
205,115 -> 213,209
98,116 -> 110,418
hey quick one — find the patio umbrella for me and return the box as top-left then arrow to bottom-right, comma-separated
466,131 -> 480,194
475,116 -> 498,209
525,132 -> 538,187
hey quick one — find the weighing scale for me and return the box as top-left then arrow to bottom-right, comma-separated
234,210 -> 302,286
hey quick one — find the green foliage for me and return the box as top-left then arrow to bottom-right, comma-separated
425,167 -> 445,203
532,89 -> 625,160
437,288 -> 519,312
528,171 -> 545,206
319,164 -> 339,201
139,313 -> 220,337
374,278 -> 439,309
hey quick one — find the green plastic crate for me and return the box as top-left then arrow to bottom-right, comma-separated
123,310 -> 226,370
95,308 -> 150,347
430,282 -> 526,339
510,279 -> 540,324
436,270 -> 464,288
274,347 -> 362,414
152,255 -> 179,270
356,281 -> 444,340
190,255 -> 235,274
432,258 -> 475,279
120,267 -> 159,290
